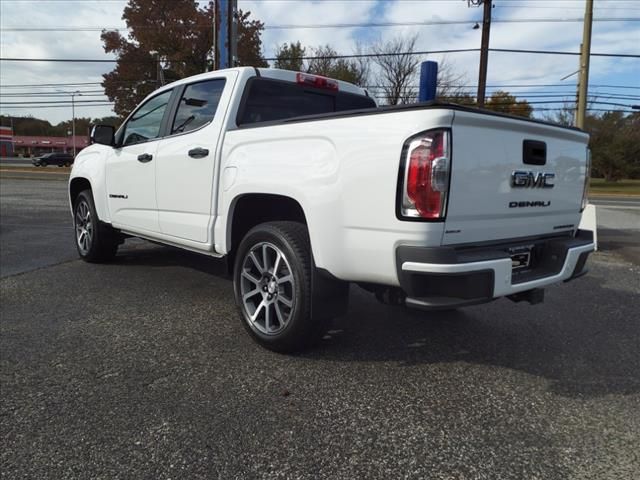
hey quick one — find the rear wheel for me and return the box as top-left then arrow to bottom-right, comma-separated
233,221 -> 328,353
73,190 -> 119,262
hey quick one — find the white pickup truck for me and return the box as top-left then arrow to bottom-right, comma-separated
70,67 -> 595,352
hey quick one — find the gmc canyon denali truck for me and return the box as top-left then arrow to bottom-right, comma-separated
69,67 -> 595,352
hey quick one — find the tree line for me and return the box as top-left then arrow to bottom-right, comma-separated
0,115 -> 121,137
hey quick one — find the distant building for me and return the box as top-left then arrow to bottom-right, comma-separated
11,135 -> 90,157
0,126 -> 14,157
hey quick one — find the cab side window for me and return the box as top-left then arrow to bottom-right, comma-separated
171,79 -> 226,135
122,89 -> 172,146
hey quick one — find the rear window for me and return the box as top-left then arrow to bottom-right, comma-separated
238,77 -> 376,126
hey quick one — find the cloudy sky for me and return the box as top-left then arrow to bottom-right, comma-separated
1,0 -> 638,125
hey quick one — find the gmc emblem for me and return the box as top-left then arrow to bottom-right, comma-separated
511,170 -> 555,188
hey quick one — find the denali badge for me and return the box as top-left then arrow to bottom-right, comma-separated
511,170 -> 555,188
509,200 -> 551,208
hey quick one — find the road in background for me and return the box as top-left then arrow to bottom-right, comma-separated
1,175 -> 639,479
590,196 -> 640,210
589,196 -> 640,265
0,157 -> 34,167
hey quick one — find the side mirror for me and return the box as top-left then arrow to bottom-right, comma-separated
90,125 -> 115,146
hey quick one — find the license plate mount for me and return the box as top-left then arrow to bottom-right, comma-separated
509,245 -> 533,271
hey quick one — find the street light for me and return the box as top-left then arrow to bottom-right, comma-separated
56,89 -> 81,157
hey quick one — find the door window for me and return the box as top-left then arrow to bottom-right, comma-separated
171,79 -> 226,135
122,90 -> 172,146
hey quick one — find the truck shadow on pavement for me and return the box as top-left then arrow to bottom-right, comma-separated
318,273 -> 640,399
114,242 -> 640,400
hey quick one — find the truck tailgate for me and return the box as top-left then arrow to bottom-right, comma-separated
443,110 -> 589,246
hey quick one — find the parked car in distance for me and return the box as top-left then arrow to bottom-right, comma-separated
33,152 -> 74,167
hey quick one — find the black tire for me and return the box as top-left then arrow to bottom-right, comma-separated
64,162 -> 71,167
73,190 -> 119,263
40,161 -> 47,167
233,221 -> 328,353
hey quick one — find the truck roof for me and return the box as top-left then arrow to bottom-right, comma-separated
255,68 -> 368,97
154,66 -> 369,98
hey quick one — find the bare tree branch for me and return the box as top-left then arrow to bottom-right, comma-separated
371,35 -> 421,105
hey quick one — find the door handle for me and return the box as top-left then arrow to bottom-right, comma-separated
188,147 -> 209,159
137,153 -> 153,163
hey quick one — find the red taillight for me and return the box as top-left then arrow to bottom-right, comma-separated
400,130 -> 450,219
296,72 -> 339,91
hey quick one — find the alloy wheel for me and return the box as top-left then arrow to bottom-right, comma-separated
240,242 -> 295,335
75,199 -> 93,255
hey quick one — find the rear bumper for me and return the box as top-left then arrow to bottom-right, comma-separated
396,230 -> 595,310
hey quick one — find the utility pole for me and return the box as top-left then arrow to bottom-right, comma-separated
211,0 -> 238,70
211,0 -> 217,70
71,91 -> 80,158
576,0 -> 593,129
150,51 -> 163,88
56,89 -> 80,157
477,0 -> 492,107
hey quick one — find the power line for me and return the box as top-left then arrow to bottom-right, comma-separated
1,82 -> 108,88
366,84 -> 640,94
0,100 -> 114,105
0,91 -> 106,97
0,80 -> 148,88
490,48 -> 640,58
0,58 -> 120,63
2,80 -> 634,90
3,16 -> 640,33
0,104 -> 115,109
2,47 -> 638,64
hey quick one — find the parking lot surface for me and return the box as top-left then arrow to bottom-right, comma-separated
1,175 -> 639,479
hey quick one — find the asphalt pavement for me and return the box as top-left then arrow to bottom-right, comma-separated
1,175 -> 639,479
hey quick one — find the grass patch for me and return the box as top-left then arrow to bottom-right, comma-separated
589,179 -> 640,196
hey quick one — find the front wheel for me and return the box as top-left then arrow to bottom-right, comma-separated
233,221 -> 327,353
40,161 -> 47,167
73,190 -> 119,262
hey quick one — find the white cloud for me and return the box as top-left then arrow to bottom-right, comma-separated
1,0 -> 125,123
241,0 -> 379,58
